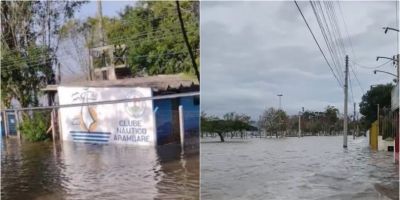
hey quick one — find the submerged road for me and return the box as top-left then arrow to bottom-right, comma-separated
201,136 -> 398,200
1,139 -> 199,200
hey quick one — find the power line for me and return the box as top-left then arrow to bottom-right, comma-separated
348,69 -> 355,105
351,59 -> 392,69
336,1 -> 387,72
318,1 -> 344,63
2,27 -> 197,65
326,1 -> 347,58
294,0 -> 343,88
1,30 -> 196,67
337,1 -> 357,60
350,63 -> 365,94
1,51 -> 188,74
310,1 -> 344,84
335,1 -> 367,97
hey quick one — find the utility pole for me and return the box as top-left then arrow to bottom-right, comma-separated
298,111 -> 301,137
176,1 -> 200,82
343,55 -> 349,148
397,54 -> 399,80
377,104 -> 380,135
353,102 -> 356,140
57,63 -> 61,84
277,94 -> 283,110
97,0 -> 105,46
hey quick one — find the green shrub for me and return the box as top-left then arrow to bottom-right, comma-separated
19,112 -> 50,142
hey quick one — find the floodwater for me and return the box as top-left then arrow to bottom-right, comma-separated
201,136 -> 399,200
1,138 -> 199,200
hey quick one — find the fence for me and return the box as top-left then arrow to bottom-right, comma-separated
379,107 -> 397,140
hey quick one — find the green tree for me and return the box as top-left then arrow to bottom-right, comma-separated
359,83 -> 393,129
1,1 -> 85,142
259,107 -> 288,138
69,1 -> 199,78
1,1 -> 86,108
201,112 -> 255,142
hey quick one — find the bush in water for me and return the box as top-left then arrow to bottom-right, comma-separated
19,112 -> 50,142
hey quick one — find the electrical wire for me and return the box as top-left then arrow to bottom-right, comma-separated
350,64 -> 365,94
310,1 -> 344,84
1,51 -> 188,74
351,59 -> 392,69
1,26 -> 197,66
348,69 -> 355,105
1,30 -> 196,67
294,0 -> 343,89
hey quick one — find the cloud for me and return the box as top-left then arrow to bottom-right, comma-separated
200,1 -> 397,119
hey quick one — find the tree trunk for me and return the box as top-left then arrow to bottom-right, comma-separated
217,132 -> 224,142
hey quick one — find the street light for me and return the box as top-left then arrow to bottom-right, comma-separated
373,70 -> 398,83
376,56 -> 398,65
383,27 -> 399,34
277,94 -> 283,110
373,70 -> 397,77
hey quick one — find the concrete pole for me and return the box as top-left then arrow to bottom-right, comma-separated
298,112 -> 301,137
277,94 -> 283,110
57,63 -> 61,84
377,104 -> 380,135
3,112 -> 9,137
14,110 -> 21,139
51,109 -> 56,141
396,54 -> 399,80
97,0 -> 105,46
343,55 -> 349,148
179,105 -> 185,149
353,102 -> 356,140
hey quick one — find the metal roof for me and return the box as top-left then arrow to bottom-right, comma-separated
41,74 -> 199,94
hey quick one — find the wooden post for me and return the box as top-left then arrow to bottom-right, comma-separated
179,105 -> 184,149
14,110 -> 21,139
51,109 -> 56,141
3,111 -> 9,137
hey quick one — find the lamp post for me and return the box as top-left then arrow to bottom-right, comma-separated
376,55 -> 399,81
298,111 -> 302,138
383,27 -> 399,34
373,70 -> 398,83
277,94 -> 283,110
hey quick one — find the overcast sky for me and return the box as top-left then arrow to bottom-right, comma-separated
201,1 -> 398,119
76,1 -> 135,19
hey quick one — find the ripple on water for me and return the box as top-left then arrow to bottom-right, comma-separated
201,136 -> 399,200
1,139 -> 199,200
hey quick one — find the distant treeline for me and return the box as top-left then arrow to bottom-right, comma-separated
201,105 -> 362,142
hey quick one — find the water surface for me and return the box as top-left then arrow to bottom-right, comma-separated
2,138 -> 199,200
201,136 -> 398,200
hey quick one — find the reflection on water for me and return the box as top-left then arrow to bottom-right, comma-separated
1,139 -> 199,200
201,136 -> 399,200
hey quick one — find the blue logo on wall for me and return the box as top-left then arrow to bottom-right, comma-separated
70,89 -> 111,144
70,131 -> 111,144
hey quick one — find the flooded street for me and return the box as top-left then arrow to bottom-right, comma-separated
1,139 -> 199,200
201,136 -> 399,200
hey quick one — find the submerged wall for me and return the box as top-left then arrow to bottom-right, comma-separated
154,96 -> 199,145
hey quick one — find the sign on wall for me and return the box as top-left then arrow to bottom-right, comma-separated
58,86 -> 156,145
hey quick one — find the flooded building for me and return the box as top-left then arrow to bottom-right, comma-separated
43,74 -> 199,146
39,42 -> 200,146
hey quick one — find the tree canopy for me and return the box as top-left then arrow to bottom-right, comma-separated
259,108 -> 288,138
60,1 -> 199,78
201,112 -> 256,142
1,1 -> 86,108
359,83 -> 393,128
